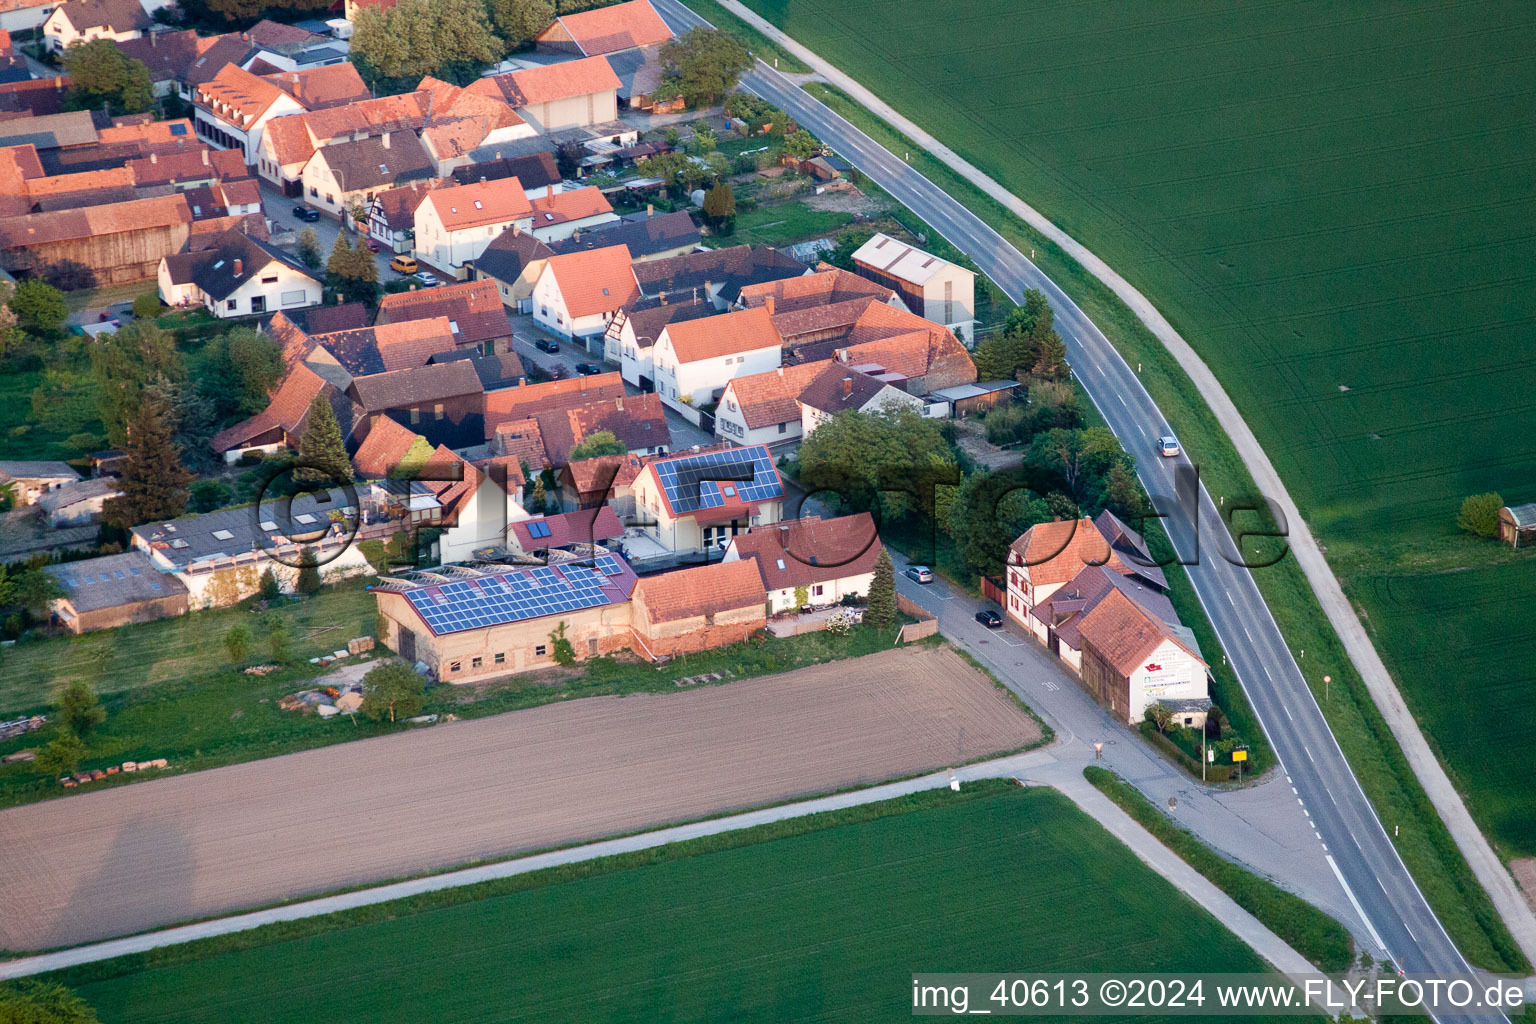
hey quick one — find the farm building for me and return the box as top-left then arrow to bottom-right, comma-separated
371,553 -> 641,682
0,193 -> 193,285
43,551 -> 189,633
0,460 -> 79,504
926,380 -> 1020,418
627,558 -> 767,660
851,232 -> 976,343
1499,502 -> 1536,548
535,0 -> 672,57
37,478 -> 119,526
1078,588 -> 1209,726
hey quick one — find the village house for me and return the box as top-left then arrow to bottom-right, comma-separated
371,553 -> 641,682
209,362 -> 341,463
258,91 -> 430,193
0,192 -> 194,285
43,550 -> 189,633
505,505 -> 623,558
607,293 -> 712,387
348,359 -> 486,450
158,227 -> 321,317
483,372 -> 668,468
364,178 -> 443,254
472,225 -> 555,309
414,75 -> 536,175
526,186 -> 620,243
450,151 -> 562,197
627,558 -> 766,660
535,0 -> 672,57
851,232 -> 977,343
786,300 -> 978,396
552,207 -> 699,263
1078,588 -> 1209,726
737,265 -> 899,314
43,0 -> 148,53
796,364 -> 923,437
129,494 -> 375,608
414,178 -> 533,274
628,444 -> 784,556
1,0 -> 63,33
651,305 -> 782,417
0,460 -> 79,504
713,359 -> 829,448
466,55 -> 621,133
723,513 -> 883,615
529,243 -> 638,342
299,130 -> 435,220
37,477 -> 119,526
194,62 -> 368,165
376,278 -> 513,355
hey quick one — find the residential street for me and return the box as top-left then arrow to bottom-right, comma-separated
653,0 -> 1527,1004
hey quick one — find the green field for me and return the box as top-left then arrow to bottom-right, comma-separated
65,783 -> 1288,1022
740,0 -> 1536,857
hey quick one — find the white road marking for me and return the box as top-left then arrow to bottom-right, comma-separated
1116,394 -> 1128,408
1244,628 -> 1254,642
1263,665 -> 1273,681
1304,745 -> 1316,763
1284,705 -> 1294,722
1226,590 -> 1235,606
1328,855 -> 1388,952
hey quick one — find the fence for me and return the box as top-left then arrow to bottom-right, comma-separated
896,594 -> 938,642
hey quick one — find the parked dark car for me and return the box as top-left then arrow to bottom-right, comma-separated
535,338 -> 560,353
293,206 -> 320,222
975,608 -> 1003,628
574,362 -> 603,375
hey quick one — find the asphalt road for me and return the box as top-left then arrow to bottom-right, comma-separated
653,0 -> 1509,1012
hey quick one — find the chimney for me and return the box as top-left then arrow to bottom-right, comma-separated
704,279 -> 713,295
841,377 -> 853,399
149,152 -> 157,164
764,296 -> 774,317
776,366 -> 783,377
615,395 -> 623,411
201,149 -> 209,165
646,203 -> 653,217
658,290 -> 666,305
233,258 -> 243,277
382,132 -> 390,149
480,176 -> 487,184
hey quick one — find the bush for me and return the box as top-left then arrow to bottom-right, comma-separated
1457,492 -> 1503,538
224,623 -> 253,664
36,734 -> 88,777
258,566 -> 282,602
132,292 -> 163,319
189,479 -> 233,513
57,682 -> 105,738
295,548 -> 321,594
361,661 -> 426,722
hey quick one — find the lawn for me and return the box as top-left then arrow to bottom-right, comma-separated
0,585 -> 914,808
787,79 -> 1527,971
742,0 -> 1536,864
730,199 -> 852,246
64,782 -> 1292,1023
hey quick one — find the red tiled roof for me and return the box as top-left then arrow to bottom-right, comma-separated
0,193 -> 190,248
423,179 -> 532,232
377,277 -> 503,322
263,63 -> 369,111
550,391 -> 668,464
491,416 -> 547,469
540,0 -> 673,55
1009,517 -> 1126,586
469,54 -> 621,107
721,359 -> 829,430
483,371 -> 625,439
508,506 -> 623,550
739,267 -> 894,313
661,305 -> 779,363
351,415 -> 424,478
372,317 -> 459,370
529,186 -> 613,228
728,513 -> 883,592
197,64 -> 287,124
1077,588 -> 1206,676
631,558 -> 766,624
562,452 -> 628,495
540,244 -> 638,319
210,363 -> 330,453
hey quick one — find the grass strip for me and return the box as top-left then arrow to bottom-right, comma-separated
800,79 -> 1527,973
1085,765 -> 1354,972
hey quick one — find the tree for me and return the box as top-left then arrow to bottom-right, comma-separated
568,430 -> 627,461
295,547 -> 322,595
793,583 -> 809,610
89,322 -> 184,447
61,39 -> 153,115
131,292 -> 163,319
57,682 -> 105,739
486,0 -> 553,50
145,373 -> 217,473
189,479 -> 233,513
1025,426 -> 1122,502
351,0 -> 501,87
264,614 -> 291,662
258,566 -> 282,602
388,435 -> 434,479
554,139 -> 585,179
947,470 -> 1052,578
689,125 -> 718,154
326,232 -> 355,281
296,227 -> 324,271
528,476 -> 548,515
295,394 -> 351,486
35,734 -> 89,777
798,406 -> 956,522
865,548 -> 896,630
1147,704 -> 1172,733
659,27 -> 751,108
0,979 -> 102,1023
1104,462 -> 1150,523
224,623 -> 254,664
0,562 -> 62,616
1457,492 -> 1503,538
197,327 -> 282,421
360,661 -> 426,722
11,278 -> 67,333
784,128 -> 820,160
702,181 -> 736,233
102,390 -> 194,529
548,620 -> 575,666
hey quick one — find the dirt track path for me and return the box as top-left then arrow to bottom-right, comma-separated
0,645 -> 1037,951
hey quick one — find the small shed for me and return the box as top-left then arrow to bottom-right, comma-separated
927,380 -> 1021,418
1499,502 -> 1536,548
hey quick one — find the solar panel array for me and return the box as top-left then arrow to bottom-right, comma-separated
654,446 -> 781,514
403,561 -> 623,635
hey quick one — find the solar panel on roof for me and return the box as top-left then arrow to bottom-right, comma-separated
528,520 -> 552,539
656,446 -> 781,514
595,554 -> 622,576
403,557 -> 630,636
